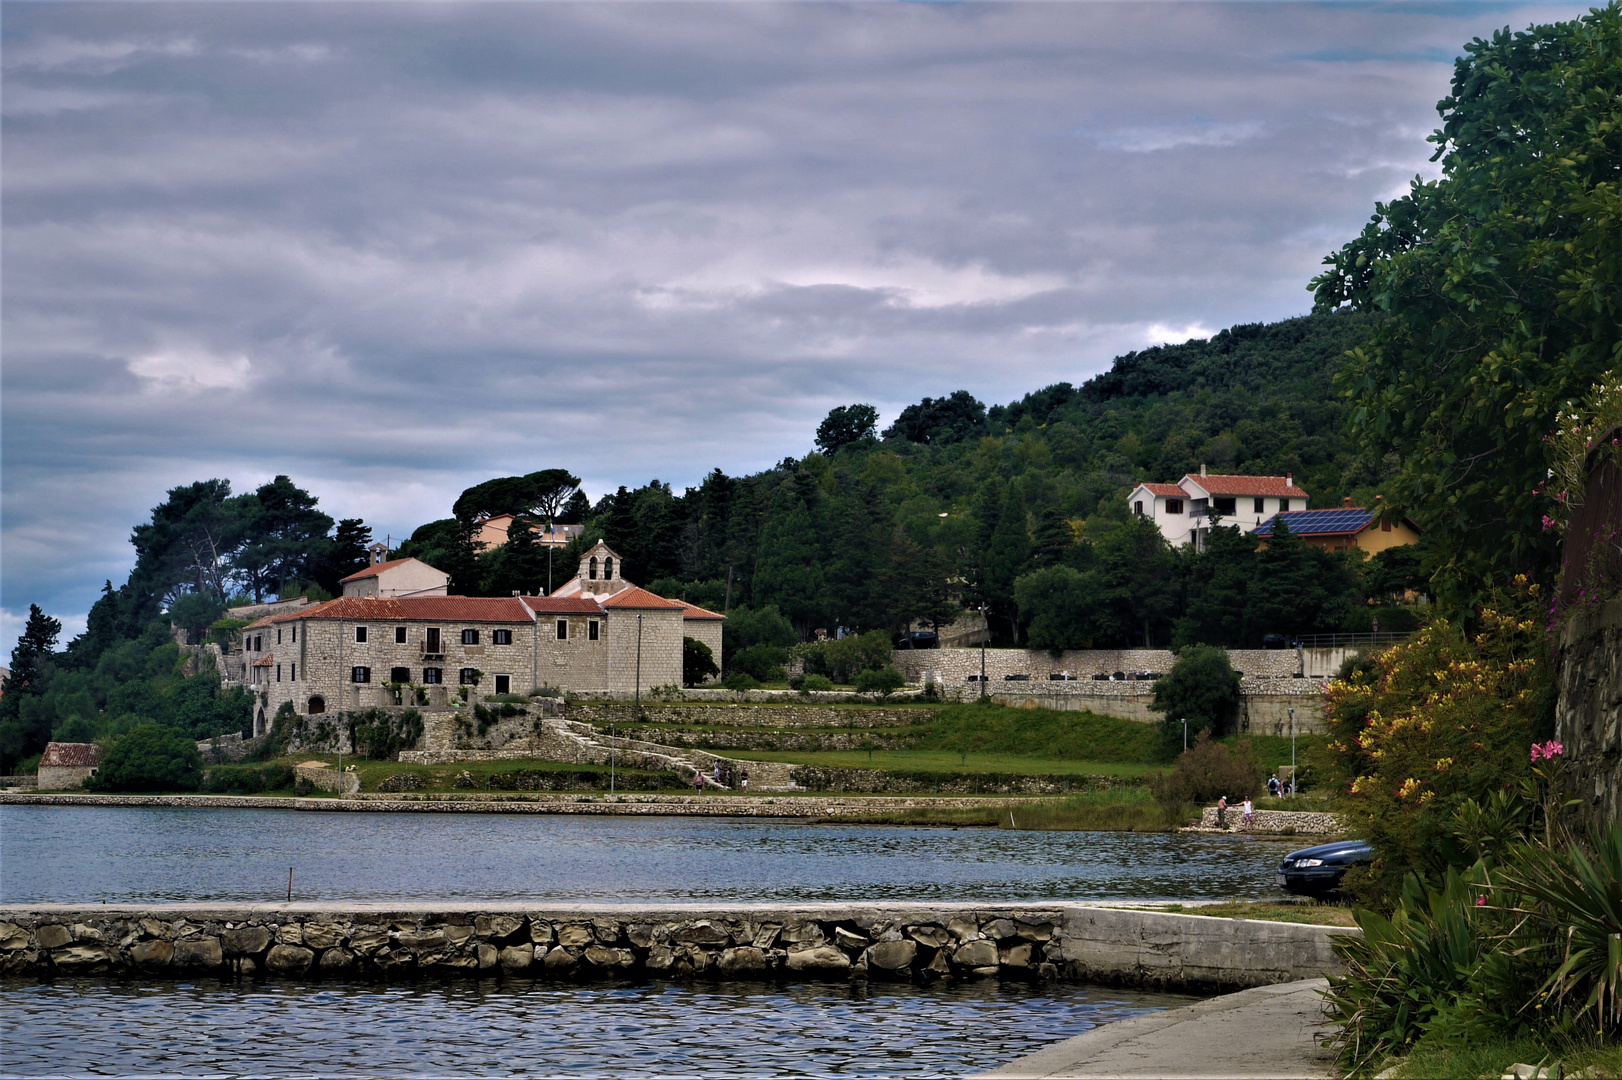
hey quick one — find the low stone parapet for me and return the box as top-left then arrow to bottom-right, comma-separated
0,901 -> 1356,992
1195,807 -> 1343,835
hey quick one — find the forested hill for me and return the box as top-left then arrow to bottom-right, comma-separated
399,308 -> 1392,642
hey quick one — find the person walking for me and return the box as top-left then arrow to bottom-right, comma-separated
1242,796 -> 1255,830
1268,775 -> 1280,798
693,770 -> 705,793
740,769 -> 749,792
1216,795 -> 1227,829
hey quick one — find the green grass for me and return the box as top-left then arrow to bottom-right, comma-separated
1375,1032 -> 1622,1079
723,748 -> 1159,777
284,755 -> 682,793
914,702 -> 1167,762
822,788 -> 1199,832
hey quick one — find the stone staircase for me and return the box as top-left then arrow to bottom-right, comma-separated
398,712 -> 799,791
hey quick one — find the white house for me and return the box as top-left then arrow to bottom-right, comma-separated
338,556 -> 450,599
1129,466 -> 1309,550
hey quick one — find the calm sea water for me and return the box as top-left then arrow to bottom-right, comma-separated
0,976 -> 1198,1079
0,805 -> 1296,904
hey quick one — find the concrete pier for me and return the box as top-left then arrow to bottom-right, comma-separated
0,901 -> 1353,992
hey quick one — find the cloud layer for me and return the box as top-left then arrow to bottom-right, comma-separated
1,0 -> 1589,640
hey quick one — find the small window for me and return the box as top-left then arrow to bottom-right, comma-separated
277,628 -> 283,645
357,625 -> 369,643
1133,500 -> 1144,516
494,674 -> 511,695
290,663 -> 297,681
459,668 -> 480,685
556,619 -> 568,640
588,621 -> 600,642
1213,497 -> 1236,516
351,666 -> 371,684
493,629 -> 512,645
422,667 -> 442,685
1254,497 -> 1265,514
1166,498 -> 1184,515
461,628 -> 479,645
390,666 -> 411,684
276,664 -> 282,682
291,625 -> 297,643
254,635 -> 262,652
1278,498 -> 1290,513
395,626 -> 407,644
1381,518 -> 1392,532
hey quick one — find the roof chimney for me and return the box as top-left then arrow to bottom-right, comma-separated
1200,463 -> 1207,478
1343,497 -> 1352,508
1285,473 -> 1292,488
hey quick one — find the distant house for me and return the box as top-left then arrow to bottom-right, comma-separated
339,556 -> 450,599
1256,502 -> 1420,555
473,515 -> 583,551
38,742 -> 103,790
1129,465 -> 1310,549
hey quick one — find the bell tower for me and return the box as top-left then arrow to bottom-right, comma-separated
577,540 -> 629,597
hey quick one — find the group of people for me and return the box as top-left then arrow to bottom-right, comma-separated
693,762 -> 748,791
1214,775 -> 1294,829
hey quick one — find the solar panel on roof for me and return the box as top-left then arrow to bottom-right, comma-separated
1256,509 -> 1372,536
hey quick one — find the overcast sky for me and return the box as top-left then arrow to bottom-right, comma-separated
0,0 -> 1591,647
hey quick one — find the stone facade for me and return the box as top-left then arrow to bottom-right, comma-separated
36,742 -> 103,791
0,901 -> 1353,992
1557,598 -> 1622,823
235,543 -> 721,733
1195,807 -> 1343,835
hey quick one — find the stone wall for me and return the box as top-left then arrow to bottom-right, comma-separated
0,775 -> 38,790
787,766 -> 1125,796
568,704 -> 930,730
1557,598 -> 1622,823
0,901 -> 1355,992
1195,808 -> 1343,836
893,647 -> 1311,683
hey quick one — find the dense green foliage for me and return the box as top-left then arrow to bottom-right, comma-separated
913,701 -> 1163,763
347,709 -> 426,760
394,310 -> 1392,648
1147,732 -> 1267,805
1312,3 -> 1622,611
200,763 -> 295,794
1150,645 -> 1243,745
681,636 -> 719,687
86,723 -> 203,792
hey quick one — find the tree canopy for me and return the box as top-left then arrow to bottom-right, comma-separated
1311,4 -> 1622,610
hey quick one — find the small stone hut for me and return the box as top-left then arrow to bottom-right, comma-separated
37,742 -> 104,790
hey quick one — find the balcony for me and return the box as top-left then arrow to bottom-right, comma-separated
421,640 -> 445,660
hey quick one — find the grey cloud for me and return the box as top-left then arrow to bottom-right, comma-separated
1,0 -> 1594,638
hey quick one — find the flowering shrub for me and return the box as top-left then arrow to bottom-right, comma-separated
1318,577 -> 1555,906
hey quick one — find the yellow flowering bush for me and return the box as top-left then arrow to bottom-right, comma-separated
1319,578 -> 1556,906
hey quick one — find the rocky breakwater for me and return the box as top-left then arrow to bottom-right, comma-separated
0,902 -> 1354,991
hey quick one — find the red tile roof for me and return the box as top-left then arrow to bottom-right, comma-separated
602,586 -> 688,611
339,557 -> 420,583
522,596 -> 607,615
40,742 -> 104,768
1182,473 -> 1309,498
251,652 -> 275,668
679,601 -> 725,621
270,596 -> 538,623
1136,483 -> 1187,498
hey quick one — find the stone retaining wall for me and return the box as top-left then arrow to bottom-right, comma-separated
569,704 -> 929,730
1557,598 -> 1622,824
1195,807 -> 1343,836
0,775 -> 37,790
0,901 -> 1355,992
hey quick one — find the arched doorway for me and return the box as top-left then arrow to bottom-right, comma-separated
308,696 -> 326,715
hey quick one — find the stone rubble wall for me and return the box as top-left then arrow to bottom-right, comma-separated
292,763 -> 360,795
786,766 -> 1125,796
0,775 -> 38,790
568,704 -> 929,730
893,647 -> 1312,683
1195,808 -> 1343,836
1557,598 -> 1622,824
0,902 -> 1354,992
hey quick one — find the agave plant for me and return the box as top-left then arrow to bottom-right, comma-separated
1493,822 -> 1622,1035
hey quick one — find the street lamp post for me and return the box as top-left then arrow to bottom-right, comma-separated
978,604 -> 988,700
1182,719 -> 1188,752
1284,703 -> 1297,794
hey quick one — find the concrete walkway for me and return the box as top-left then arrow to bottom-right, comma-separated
977,978 -> 1337,1080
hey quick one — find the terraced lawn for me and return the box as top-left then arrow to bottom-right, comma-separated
718,748 -> 1160,777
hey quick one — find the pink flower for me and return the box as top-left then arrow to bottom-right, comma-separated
1476,896 -> 1486,907
1531,740 -> 1565,763
1543,516 -> 1557,532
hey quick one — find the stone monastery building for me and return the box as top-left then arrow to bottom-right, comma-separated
237,541 -> 723,735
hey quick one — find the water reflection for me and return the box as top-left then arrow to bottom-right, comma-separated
0,976 -> 1199,1078
1,805 -> 1296,904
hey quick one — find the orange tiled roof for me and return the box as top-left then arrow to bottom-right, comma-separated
1137,483 -> 1187,498
338,557 -> 420,583
1182,473 -> 1309,498
40,742 -> 104,768
679,600 -> 725,621
602,587 -> 688,611
268,596 -> 537,623
251,652 -> 275,668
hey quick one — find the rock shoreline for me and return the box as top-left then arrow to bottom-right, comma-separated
0,790 -> 1042,817
0,902 -> 1354,992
